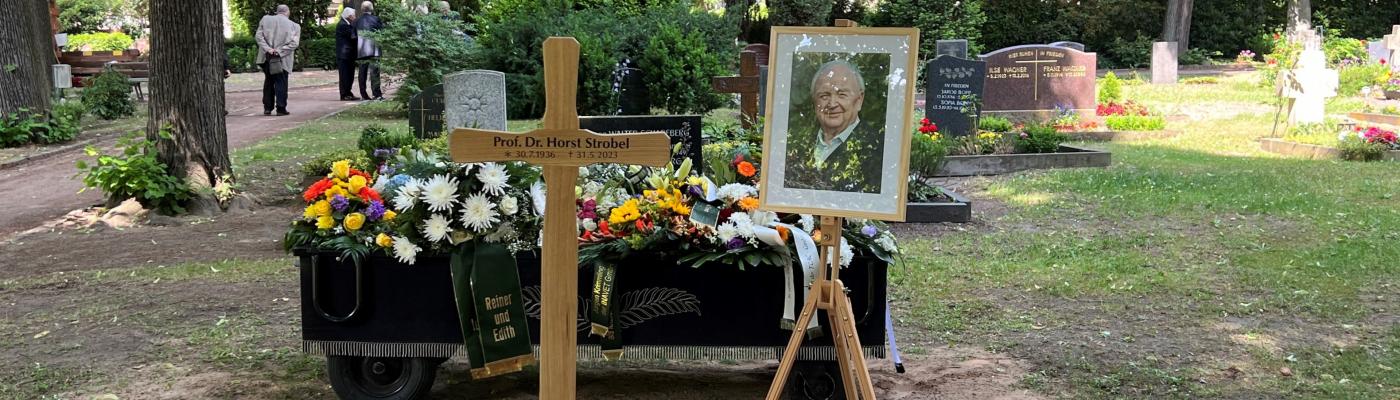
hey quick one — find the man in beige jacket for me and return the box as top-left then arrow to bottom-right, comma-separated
255,5 -> 301,116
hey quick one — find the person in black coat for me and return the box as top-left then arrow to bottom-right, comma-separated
355,1 -> 383,100
335,8 -> 359,101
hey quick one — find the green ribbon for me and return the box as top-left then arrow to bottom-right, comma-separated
450,242 -> 535,379
589,261 -> 624,360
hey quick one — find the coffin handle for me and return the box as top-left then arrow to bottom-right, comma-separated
311,255 -> 363,323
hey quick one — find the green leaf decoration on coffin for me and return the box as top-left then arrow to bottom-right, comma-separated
617,288 -> 701,329
521,285 -> 591,333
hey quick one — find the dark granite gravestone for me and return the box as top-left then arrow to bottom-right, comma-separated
612,58 -> 649,115
980,45 -> 1097,118
924,55 -> 986,137
759,65 -> 769,113
408,84 -> 446,138
935,39 -> 969,59
579,115 -> 703,167
1050,41 -> 1086,51
743,43 -> 770,66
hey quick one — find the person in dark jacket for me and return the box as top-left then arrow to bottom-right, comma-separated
355,1 -> 383,100
335,7 -> 359,101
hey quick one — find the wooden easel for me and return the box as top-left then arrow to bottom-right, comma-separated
449,37 -> 670,400
766,18 -> 880,400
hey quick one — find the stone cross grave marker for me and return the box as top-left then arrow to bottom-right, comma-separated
580,115 -> 702,167
925,55 -> 986,136
1385,26 -> 1400,67
408,83 -> 446,138
936,39 -> 969,59
711,50 -> 763,129
449,37 -> 670,400
1280,45 -> 1337,124
444,70 -> 508,131
1152,42 -> 1178,84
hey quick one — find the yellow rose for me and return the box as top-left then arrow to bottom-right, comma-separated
316,215 -> 335,230
343,213 -> 366,231
331,160 -> 351,180
324,185 -> 346,200
302,204 -> 318,220
313,200 -> 332,216
375,233 -> 394,248
348,175 -> 368,193
383,210 -> 397,221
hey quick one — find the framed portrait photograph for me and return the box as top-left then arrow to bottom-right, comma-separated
757,26 -> 919,221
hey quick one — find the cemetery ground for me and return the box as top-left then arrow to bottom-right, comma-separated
0,73 -> 1397,399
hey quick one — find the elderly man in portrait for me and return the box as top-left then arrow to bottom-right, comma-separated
255,4 -> 301,116
784,60 -> 885,194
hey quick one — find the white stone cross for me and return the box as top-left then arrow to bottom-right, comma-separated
1280,49 -> 1337,124
1384,25 -> 1400,66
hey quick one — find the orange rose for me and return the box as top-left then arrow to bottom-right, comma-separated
736,161 -> 756,177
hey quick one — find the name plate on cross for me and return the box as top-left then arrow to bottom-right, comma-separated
448,37 -> 669,400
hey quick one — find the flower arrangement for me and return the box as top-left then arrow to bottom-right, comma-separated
1096,100 -> 1151,117
284,160 -> 397,263
1344,126 -> 1400,149
1236,50 -> 1256,64
916,117 -> 941,141
1338,126 -> 1398,161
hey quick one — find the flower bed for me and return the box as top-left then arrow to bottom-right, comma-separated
1264,125 -> 1400,161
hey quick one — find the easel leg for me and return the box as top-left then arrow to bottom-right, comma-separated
827,298 -> 859,399
766,293 -> 821,400
835,284 -> 877,399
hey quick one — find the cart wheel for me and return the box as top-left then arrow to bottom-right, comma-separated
327,356 -> 440,400
788,360 -> 845,400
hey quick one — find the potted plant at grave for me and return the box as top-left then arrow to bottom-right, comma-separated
1383,75 -> 1400,100
903,118 -> 971,223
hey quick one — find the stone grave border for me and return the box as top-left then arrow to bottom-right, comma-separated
1348,112 -> 1400,126
1259,137 -> 1400,161
1068,130 -> 1182,142
903,186 -> 972,223
934,144 -> 1111,177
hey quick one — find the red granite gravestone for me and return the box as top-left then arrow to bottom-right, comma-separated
980,45 -> 1097,119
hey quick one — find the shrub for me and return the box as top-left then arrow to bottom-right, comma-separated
1105,115 -> 1166,131
908,130 -> 948,201
225,34 -> 261,72
978,115 -> 1014,132
951,130 -> 1014,155
81,70 -> 135,120
36,101 -> 86,145
1017,123 -> 1067,153
228,0 -> 332,39
0,111 -> 44,148
1338,63 -> 1390,96
357,124 -> 418,160
299,37 -> 337,71
302,148 -> 375,177
1338,135 -> 1387,161
57,0 -> 120,35
1323,37 -> 1368,66
768,0 -> 832,26
65,32 -> 135,51
371,1 -> 474,104
868,0 -> 986,61
76,129 -> 193,214
639,23 -> 729,114
1099,72 -> 1123,103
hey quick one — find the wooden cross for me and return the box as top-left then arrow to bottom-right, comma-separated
711,49 -> 764,129
1384,25 -> 1400,65
449,37 -> 670,400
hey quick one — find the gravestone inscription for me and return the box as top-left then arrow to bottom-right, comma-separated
579,115 -> 703,167
980,44 -> 1097,117
444,70 -> 508,131
924,55 -> 986,137
408,84 -> 446,138
935,39 -> 969,59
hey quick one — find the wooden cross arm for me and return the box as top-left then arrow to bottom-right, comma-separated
449,127 -> 672,168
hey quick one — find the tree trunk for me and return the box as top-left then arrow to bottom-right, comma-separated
0,0 -> 55,117
1286,0 -> 1311,34
1162,0 -> 1193,57
148,0 -> 230,188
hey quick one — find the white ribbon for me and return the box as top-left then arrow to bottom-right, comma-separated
755,223 -> 820,333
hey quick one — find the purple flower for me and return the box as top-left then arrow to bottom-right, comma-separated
331,195 -> 349,212
861,225 -> 878,237
373,148 -> 398,159
726,237 -> 747,250
577,199 -> 597,219
365,200 -> 386,221
379,164 -> 396,176
687,184 -> 705,199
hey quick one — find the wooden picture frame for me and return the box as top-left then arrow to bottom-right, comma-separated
757,26 -> 919,221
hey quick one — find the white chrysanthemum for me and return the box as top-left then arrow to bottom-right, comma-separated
578,166 -> 590,178
391,236 -> 421,265
485,222 -> 517,243
716,222 -> 739,242
419,174 -> 459,212
876,233 -> 899,254
476,163 -> 510,196
529,181 -> 546,216
500,196 -> 519,216
422,214 -> 452,242
597,188 -> 629,211
826,237 -> 853,267
393,178 -> 423,211
581,219 -> 597,232
750,210 -> 778,227
798,214 -> 815,233
459,194 -> 500,232
726,213 -> 756,239
717,183 -> 757,204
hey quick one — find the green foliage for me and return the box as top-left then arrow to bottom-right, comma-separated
228,0 -> 333,39
1338,63 -> 1390,96
1099,72 -> 1123,103
225,34 -> 261,73
1337,134 -> 1388,161
1181,76 -> 1220,84
0,102 -> 85,148
1105,115 -> 1167,131
0,111 -> 45,148
75,129 -> 193,214
1284,120 -> 1342,147
81,70 -> 135,120
868,0 -> 986,63
302,149 -> 374,177
299,38 -> 337,71
768,0 -> 832,26
908,132 -> 948,201
57,0 -> 120,34
357,124 -> 418,159
701,141 -> 757,186
1323,36 -> 1368,66
472,3 -> 737,118
978,115 -> 1014,132
64,32 -> 134,51
1016,123 -> 1068,153
1104,34 -> 1153,68
370,1 -> 474,104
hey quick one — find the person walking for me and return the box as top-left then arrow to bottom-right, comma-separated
355,1 -> 383,100
335,7 -> 360,101
254,4 -> 301,116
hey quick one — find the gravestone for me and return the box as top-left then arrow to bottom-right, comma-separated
1368,40 -> 1389,65
924,55 -> 986,137
1152,42 -> 1178,84
743,43 -> 770,66
408,84 -> 446,138
980,44 -> 1098,118
444,70 -> 508,132
1281,43 -> 1337,124
580,115 -> 702,167
935,39 -> 969,59
1050,41 -> 1086,51
1384,26 -> 1400,68
758,65 -> 770,115
612,59 -> 649,115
